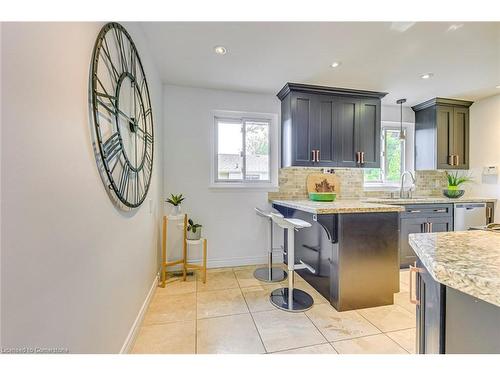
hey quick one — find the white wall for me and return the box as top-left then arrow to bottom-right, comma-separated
1,22 -> 163,353
163,85 -> 280,267
468,94 -> 500,217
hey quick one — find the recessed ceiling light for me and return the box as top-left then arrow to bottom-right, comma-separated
214,46 -> 227,55
420,73 -> 434,80
447,24 -> 464,32
330,61 -> 342,68
390,22 -> 416,33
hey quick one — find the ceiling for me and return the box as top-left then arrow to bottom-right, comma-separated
139,22 -> 500,106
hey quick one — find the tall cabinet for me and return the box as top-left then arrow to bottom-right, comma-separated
413,98 -> 473,170
278,83 -> 387,168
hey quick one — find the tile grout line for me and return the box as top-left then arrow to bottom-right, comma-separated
302,307 -> 332,349
383,332 -> 411,354
236,268 -> 268,354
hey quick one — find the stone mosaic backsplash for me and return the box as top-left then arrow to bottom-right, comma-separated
268,167 -> 448,200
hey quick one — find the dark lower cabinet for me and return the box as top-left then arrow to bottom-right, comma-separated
399,204 -> 453,268
415,259 -> 446,354
414,259 -> 500,354
486,202 -> 495,224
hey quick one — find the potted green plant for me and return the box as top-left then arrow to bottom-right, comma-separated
166,193 -> 185,215
187,218 -> 202,240
444,172 -> 473,198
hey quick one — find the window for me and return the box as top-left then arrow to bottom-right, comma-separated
212,111 -> 278,188
364,123 -> 413,187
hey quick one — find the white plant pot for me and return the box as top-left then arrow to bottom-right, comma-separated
170,205 -> 182,216
187,229 -> 201,241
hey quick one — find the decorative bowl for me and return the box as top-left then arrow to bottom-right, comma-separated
443,189 -> 465,199
308,192 -> 336,202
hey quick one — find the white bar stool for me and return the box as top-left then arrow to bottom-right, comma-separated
253,208 -> 288,283
269,213 -> 314,312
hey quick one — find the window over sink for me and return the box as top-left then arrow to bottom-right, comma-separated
211,110 -> 278,188
364,122 -> 414,189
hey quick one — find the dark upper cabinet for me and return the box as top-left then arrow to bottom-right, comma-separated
413,98 -> 473,170
278,83 -> 387,168
358,99 -> 381,168
335,97 -> 359,167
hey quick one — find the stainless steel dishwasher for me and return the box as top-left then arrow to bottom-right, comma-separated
453,203 -> 487,231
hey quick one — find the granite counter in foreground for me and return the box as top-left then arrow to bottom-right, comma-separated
271,199 -> 404,214
409,231 -> 500,307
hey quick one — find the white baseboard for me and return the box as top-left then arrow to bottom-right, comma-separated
195,254 -> 284,269
120,273 -> 159,354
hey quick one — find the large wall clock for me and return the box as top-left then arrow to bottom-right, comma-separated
89,22 -> 154,209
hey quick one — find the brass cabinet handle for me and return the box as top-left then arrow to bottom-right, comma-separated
487,206 -> 492,219
311,150 -> 316,162
455,155 -> 459,165
448,155 -> 454,166
434,209 -> 447,213
316,150 -> 320,162
429,222 -> 433,232
409,264 -> 422,305
355,151 -> 360,163
409,209 -> 421,213
360,151 -> 365,164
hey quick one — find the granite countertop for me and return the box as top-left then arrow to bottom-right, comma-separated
409,231 -> 500,307
272,199 -> 404,214
364,196 -> 496,205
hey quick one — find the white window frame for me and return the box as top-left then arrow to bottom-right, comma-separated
210,110 -> 279,189
364,121 -> 414,190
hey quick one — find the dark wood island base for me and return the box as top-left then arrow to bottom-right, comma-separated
273,204 -> 399,311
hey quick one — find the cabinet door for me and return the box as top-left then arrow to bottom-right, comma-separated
334,97 -> 359,167
357,99 -> 381,168
291,92 -> 317,166
436,106 -> 454,169
416,260 -> 445,354
427,216 -> 452,233
452,107 -> 469,169
315,95 -> 336,165
400,217 -> 427,268
486,202 -> 495,224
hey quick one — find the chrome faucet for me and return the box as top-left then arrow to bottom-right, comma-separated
399,171 -> 415,199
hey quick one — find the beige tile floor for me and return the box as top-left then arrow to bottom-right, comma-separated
131,266 -> 416,354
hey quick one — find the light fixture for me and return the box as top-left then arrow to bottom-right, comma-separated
330,61 -> 342,68
214,46 -> 227,55
397,98 -> 407,141
420,73 -> 434,80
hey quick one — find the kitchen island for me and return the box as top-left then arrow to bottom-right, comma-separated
409,230 -> 500,353
272,199 -> 403,311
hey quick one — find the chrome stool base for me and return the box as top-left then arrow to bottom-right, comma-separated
254,267 -> 287,283
270,287 -> 314,312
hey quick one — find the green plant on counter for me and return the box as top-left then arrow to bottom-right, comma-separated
187,219 -> 202,233
166,193 -> 185,206
445,171 -> 474,189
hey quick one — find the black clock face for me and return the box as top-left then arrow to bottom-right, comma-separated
90,23 -> 154,209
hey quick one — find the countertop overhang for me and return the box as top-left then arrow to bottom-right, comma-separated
364,196 -> 496,205
409,231 -> 500,307
272,199 -> 404,214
